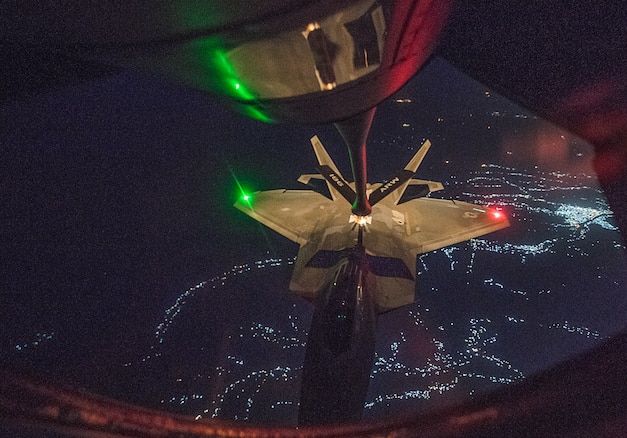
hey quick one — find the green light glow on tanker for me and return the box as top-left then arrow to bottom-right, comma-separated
202,48 -> 272,123
211,49 -> 256,101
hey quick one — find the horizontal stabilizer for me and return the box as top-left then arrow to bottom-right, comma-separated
297,174 -> 334,199
396,179 -> 444,203
368,169 -> 414,205
407,179 -> 444,192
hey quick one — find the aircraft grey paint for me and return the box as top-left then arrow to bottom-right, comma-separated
235,136 -> 509,424
234,135 -> 510,312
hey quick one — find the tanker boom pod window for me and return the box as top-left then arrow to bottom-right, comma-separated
344,8 -> 382,69
306,25 -> 338,89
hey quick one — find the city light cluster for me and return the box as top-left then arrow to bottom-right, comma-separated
14,331 -> 54,351
131,162 -> 623,423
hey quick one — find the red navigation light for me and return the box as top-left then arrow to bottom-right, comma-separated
491,210 -> 504,219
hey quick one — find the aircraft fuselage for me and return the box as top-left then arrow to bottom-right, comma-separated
298,241 -> 377,425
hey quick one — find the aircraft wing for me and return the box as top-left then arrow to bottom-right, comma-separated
368,197 -> 509,272
234,189 -> 335,245
398,198 -> 510,254
365,197 -> 509,310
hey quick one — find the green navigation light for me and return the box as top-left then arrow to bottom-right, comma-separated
238,188 -> 253,204
229,166 -> 254,205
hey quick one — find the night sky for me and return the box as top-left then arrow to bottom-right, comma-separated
1,58 -> 625,426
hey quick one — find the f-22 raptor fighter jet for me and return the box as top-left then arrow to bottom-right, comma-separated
234,136 -> 509,425
235,135 -> 509,312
